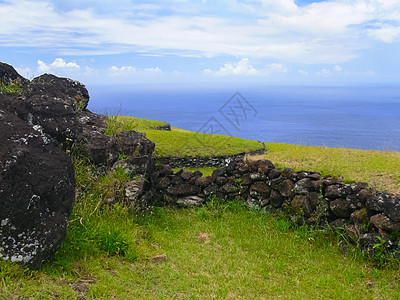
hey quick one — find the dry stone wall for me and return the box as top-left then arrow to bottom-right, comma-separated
147,158 -> 400,257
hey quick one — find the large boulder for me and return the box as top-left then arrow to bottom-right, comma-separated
17,74 -> 89,145
0,96 -> 75,268
0,62 -> 29,86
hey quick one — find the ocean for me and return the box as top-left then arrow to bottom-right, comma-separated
86,83 -> 400,152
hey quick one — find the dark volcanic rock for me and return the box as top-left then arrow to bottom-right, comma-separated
278,180 -> 294,197
383,195 -> 400,222
292,195 -> 312,217
0,62 -> 29,86
18,74 -> 89,145
269,189 -> 284,208
167,183 -> 201,196
117,130 -> 155,157
0,100 -> 75,268
370,214 -> 400,231
195,176 -> 212,187
250,182 -> 271,200
330,199 -> 351,218
294,178 -> 314,195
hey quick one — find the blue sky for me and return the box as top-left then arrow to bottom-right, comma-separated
1,0 -> 400,85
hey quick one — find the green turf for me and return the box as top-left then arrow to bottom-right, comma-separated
2,200 -> 400,299
255,143 -> 400,194
106,115 -> 264,157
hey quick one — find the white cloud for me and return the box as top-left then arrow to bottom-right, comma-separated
317,68 -> 332,76
50,58 -> 80,69
212,58 -> 259,76
205,59 -> 288,76
143,67 -> 162,73
367,25 -> 400,43
0,1 -> 400,63
109,65 -> 162,77
335,65 -> 343,72
266,63 -> 288,73
37,60 -> 50,73
37,58 -> 80,73
298,69 -> 309,75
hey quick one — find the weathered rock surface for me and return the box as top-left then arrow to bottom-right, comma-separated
176,195 -> 205,207
0,63 -> 157,268
17,74 -> 89,145
0,62 -> 29,86
0,96 -> 75,268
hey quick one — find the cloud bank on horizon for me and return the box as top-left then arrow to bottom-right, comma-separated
1,0 -> 399,84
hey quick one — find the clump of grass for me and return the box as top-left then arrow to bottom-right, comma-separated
1,80 -> 23,94
172,166 -> 215,176
105,115 -> 168,135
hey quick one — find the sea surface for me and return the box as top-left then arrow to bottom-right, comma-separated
87,83 -> 400,152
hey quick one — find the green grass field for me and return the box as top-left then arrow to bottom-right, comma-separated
1,115 -> 400,299
106,115 -> 264,157
2,199 -> 400,299
255,143 -> 400,195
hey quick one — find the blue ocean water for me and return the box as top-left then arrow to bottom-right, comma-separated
87,83 -> 400,152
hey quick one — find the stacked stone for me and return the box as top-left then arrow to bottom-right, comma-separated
151,158 -> 400,256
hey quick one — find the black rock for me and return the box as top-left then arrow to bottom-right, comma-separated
0,99 -> 75,268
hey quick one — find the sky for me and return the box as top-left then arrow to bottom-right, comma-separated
1,0 -> 400,85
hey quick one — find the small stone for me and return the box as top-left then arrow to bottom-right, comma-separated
176,196 -> 205,207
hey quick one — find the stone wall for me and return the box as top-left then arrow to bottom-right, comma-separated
146,158 -> 400,257
158,145 -> 266,168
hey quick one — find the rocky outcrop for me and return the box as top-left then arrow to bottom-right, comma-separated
0,62 -> 29,87
0,94 -> 75,268
151,123 -> 171,131
0,63 -> 155,267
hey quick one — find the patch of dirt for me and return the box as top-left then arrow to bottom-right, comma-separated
151,254 -> 167,263
198,232 -> 211,243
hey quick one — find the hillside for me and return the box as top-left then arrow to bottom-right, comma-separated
2,115 -> 400,299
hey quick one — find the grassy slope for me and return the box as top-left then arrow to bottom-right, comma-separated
106,115 -> 400,194
106,115 -> 263,157
256,143 -> 400,194
2,115 -> 400,299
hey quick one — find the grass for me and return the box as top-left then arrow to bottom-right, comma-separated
0,80 -> 23,94
2,200 -> 400,299
252,143 -> 400,194
172,167 -> 215,177
106,115 -> 264,157
2,116 -> 400,298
